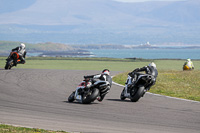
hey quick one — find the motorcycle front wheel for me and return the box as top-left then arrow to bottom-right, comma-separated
68,91 -> 75,102
120,88 -> 126,100
5,60 -> 13,70
130,86 -> 145,102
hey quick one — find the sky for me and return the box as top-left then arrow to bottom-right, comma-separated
114,0 -> 186,2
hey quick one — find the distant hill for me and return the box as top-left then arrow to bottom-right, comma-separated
0,0 -> 200,44
0,41 -> 75,51
1,41 -> 199,57
0,41 -> 92,57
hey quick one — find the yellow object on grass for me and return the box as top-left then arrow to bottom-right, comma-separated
183,65 -> 190,70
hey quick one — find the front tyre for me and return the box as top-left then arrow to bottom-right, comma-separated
5,60 -> 13,70
130,86 -> 145,102
68,92 -> 75,102
120,88 -> 126,100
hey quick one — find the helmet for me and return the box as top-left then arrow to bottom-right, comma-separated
102,69 -> 110,75
148,62 -> 156,68
20,43 -> 25,49
187,59 -> 191,62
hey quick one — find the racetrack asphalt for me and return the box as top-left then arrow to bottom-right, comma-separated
0,68 -> 200,133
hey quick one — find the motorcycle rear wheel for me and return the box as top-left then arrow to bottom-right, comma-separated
82,88 -> 99,104
130,86 -> 145,102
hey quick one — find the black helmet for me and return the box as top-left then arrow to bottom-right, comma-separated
102,69 -> 110,75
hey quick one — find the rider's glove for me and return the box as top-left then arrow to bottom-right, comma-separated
133,68 -> 139,72
128,72 -> 133,76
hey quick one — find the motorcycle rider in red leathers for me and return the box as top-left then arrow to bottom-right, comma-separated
84,69 -> 112,102
9,43 -> 27,65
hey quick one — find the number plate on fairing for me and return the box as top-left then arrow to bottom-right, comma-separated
76,95 -> 82,100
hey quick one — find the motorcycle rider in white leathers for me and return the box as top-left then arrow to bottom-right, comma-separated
127,62 -> 158,91
183,59 -> 194,70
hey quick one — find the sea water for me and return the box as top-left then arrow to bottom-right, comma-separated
26,48 -> 200,59
89,49 -> 200,59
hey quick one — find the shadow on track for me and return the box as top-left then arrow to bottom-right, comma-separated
63,101 -> 100,105
0,68 -> 16,71
106,99 -> 132,102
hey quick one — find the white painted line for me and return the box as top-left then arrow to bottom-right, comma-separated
112,81 -> 200,104
146,92 -> 200,103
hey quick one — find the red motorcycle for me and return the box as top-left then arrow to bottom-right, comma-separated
5,52 -> 21,70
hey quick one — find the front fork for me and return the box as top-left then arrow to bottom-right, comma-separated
124,75 -> 134,97
74,88 -> 83,102
75,87 -> 91,102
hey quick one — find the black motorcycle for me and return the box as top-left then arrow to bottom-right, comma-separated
68,78 -> 110,104
120,72 -> 156,102
5,52 -> 21,70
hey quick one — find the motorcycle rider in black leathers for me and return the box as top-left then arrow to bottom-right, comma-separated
128,62 -> 158,90
9,43 -> 27,65
84,69 -> 112,102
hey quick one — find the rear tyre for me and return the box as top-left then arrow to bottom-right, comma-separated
120,88 -> 126,100
68,92 -> 75,102
82,88 -> 99,104
130,86 -> 145,102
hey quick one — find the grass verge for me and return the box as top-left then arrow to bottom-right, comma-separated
0,124 -> 68,133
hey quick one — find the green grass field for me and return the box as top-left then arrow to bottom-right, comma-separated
1,57 -> 199,71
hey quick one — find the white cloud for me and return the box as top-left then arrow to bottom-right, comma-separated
114,0 -> 187,2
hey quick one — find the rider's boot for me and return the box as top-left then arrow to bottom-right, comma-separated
17,60 -> 25,64
97,96 -> 101,102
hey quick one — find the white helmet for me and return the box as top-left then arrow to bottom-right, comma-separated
187,59 -> 191,62
149,62 -> 156,68
20,43 -> 25,49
